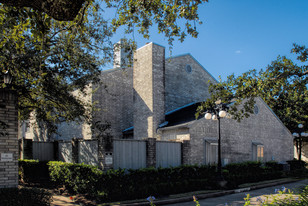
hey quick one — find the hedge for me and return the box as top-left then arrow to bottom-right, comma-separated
223,161 -> 284,188
0,187 -> 52,206
19,159 -> 50,185
19,160 -> 288,202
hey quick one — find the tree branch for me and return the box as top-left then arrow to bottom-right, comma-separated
0,0 -> 86,21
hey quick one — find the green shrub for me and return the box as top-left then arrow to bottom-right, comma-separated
287,160 -> 307,170
19,159 -> 50,185
48,161 -> 103,195
223,161 -> 284,188
0,187 -> 52,206
21,160 -> 287,202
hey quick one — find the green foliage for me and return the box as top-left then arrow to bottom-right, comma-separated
105,0 -> 208,51
19,159 -> 50,184
45,160 -> 287,202
244,185 -> 308,205
0,187 -> 52,206
286,160 -> 307,170
47,161 -> 217,201
0,120 -> 8,136
0,2 -> 113,132
193,195 -> 200,206
0,0 -> 209,133
223,161 -> 284,188
48,161 -> 103,194
197,44 -> 308,133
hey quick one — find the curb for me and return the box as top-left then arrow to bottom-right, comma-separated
117,179 -> 300,206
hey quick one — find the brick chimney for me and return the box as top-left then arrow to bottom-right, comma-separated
113,39 -> 131,69
133,43 -> 165,139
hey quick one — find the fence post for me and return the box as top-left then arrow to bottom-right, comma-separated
71,138 -> 79,163
98,136 -> 114,170
23,139 -> 33,159
53,140 -> 59,161
182,140 -> 191,165
146,138 -> 156,168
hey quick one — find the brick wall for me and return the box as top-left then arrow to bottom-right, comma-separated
160,98 -> 294,165
93,67 -> 133,139
0,89 -> 18,188
165,54 -> 216,113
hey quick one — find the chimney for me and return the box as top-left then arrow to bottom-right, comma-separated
133,43 -> 165,139
113,39 -> 132,68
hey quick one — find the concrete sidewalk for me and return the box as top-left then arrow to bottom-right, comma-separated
51,195 -> 79,206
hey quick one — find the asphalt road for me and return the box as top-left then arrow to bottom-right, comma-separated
165,179 -> 308,206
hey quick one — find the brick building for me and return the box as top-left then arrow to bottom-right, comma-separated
20,41 -> 294,165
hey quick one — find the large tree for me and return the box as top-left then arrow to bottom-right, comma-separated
0,0 -> 85,21
197,44 -> 308,160
0,2 -> 113,133
0,0 -> 207,45
0,0 -> 208,134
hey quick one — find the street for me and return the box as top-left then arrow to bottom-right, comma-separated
165,179 -> 308,206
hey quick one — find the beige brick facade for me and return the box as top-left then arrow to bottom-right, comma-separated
22,41 -> 294,166
159,98 -> 294,165
0,89 -> 18,188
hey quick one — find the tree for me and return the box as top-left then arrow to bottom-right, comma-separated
197,44 -> 308,160
0,0 -> 85,21
0,0 -> 208,134
0,0 -> 207,47
0,2 -> 113,133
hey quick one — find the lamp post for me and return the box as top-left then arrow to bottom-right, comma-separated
3,71 -> 13,85
1,71 -> 13,108
293,124 -> 307,162
204,102 -> 229,181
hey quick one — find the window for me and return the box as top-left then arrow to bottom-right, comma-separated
205,139 -> 218,165
185,64 -> 192,73
254,105 -> 259,114
252,142 -> 264,161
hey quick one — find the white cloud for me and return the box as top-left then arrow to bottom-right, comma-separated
235,50 -> 241,54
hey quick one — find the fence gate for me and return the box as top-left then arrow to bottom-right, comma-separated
113,139 -> 146,169
156,141 -> 181,168
33,142 -> 54,161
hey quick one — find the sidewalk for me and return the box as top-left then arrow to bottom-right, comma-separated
51,195 -> 79,206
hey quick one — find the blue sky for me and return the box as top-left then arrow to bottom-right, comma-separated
110,0 -> 308,81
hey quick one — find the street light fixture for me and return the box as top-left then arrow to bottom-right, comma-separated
3,71 -> 13,85
204,103 -> 229,182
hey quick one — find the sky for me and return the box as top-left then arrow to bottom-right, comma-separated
110,0 -> 308,81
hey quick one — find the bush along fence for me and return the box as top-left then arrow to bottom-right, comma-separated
19,138 -> 187,170
18,159 -> 305,203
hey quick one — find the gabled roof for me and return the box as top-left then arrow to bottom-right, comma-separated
166,53 -> 218,83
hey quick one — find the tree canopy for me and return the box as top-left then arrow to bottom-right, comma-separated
197,44 -> 308,134
0,0 -> 208,133
0,0 -> 85,21
0,2 -> 113,133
